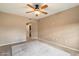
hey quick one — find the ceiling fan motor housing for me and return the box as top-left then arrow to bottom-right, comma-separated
35,4 -> 39,9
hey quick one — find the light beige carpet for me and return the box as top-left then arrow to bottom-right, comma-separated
12,40 -> 70,56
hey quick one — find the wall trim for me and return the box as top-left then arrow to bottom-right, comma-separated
38,38 -> 79,53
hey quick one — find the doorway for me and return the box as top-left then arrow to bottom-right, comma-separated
26,22 -> 32,40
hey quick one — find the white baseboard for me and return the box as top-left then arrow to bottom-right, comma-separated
38,38 -> 79,52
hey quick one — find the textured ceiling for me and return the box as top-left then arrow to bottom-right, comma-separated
0,3 -> 79,19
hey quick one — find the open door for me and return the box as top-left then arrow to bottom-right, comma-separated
26,23 -> 32,40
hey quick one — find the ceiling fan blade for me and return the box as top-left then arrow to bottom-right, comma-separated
40,11 -> 48,14
27,4 -> 35,10
26,11 -> 33,13
41,5 -> 48,9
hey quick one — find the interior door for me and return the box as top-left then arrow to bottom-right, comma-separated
26,23 -> 32,40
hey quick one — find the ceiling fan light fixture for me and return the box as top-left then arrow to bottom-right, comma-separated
35,11 -> 40,15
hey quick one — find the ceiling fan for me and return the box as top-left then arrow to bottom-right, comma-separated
26,4 -> 48,16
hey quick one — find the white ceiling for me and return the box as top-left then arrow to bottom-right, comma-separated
0,3 -> 79,19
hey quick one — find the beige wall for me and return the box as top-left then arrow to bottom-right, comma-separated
31,20 -> 38,39
38,6 -> 79,50
0,12 -> 29,46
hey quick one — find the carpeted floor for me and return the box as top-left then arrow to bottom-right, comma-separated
12,40 -> 70,56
